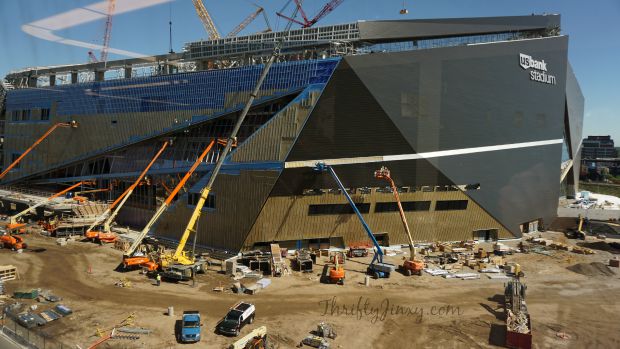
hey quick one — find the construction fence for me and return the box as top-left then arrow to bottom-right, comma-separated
1,310 -> 72,349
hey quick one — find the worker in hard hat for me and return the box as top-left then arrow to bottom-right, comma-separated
156,273 -> 161,286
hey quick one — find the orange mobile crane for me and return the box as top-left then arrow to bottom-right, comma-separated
374,166 -> 424,276
85,140 -> 170,244
0,121 -> 78,181
5,181 -> 89,232
122,139 -> 219,270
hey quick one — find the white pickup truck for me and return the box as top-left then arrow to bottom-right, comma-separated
216,302 -> 256,336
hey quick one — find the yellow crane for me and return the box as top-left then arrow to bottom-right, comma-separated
160,4 -> 302,279
192,0 -> 220,40
192,1 -> 271,40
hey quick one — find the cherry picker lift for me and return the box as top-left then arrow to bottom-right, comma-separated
85,140 -> 170,244
0,121 -> 78,181
122,139 -> 219,271
314,163 -> 396,278
374,166 -> 424,276
5,181 -> 89,232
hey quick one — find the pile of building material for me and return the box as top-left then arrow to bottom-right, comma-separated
528,236 -> 595,254
0,265 -> 18,281
295,249 -> 314,272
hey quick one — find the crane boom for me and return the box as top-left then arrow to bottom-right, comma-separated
226,7 -> 264,38
7,181 -> 86,229
315,163 -> 384,260
100,0 -> 116,62
192,0 -> 220,40
124,139 -> 216,257
374,166 -> 416,260
85,141 -> 169,236
277,0 -> 344,28
0,122 -> 77,181
170,4 -> 302,262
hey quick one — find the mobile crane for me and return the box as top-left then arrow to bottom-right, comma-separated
122,139 -> 218,270
5,180 -> 88,232
0,121 -> 78,181
159,4 -> 302,282
315,163 -> 395,278
374,166 -> 424,276
85,140 -> 170,244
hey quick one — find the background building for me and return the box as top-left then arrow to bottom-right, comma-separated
0,15 -> 584,252
581,136 -> 617,159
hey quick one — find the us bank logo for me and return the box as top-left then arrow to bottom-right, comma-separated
519,53 -> 556,85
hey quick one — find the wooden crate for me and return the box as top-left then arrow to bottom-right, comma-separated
0,265 -> 18,281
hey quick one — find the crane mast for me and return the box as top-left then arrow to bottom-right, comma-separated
124,139 -> 217,257
226,6 -> 265,38
100,0 -> 116,62
192,0 -> 221,40
167,4 -> 302,265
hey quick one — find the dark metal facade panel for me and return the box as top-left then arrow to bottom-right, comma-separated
358,15 -> 560,41
285,59 -> 415,162
427,144 -> 563,235
565,63 -> 585,193
346,36 -> 569,153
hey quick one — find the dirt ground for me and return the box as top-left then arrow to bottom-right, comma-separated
1,231 -> 619,349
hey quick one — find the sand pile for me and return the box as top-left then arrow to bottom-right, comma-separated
567,262 -> 616,277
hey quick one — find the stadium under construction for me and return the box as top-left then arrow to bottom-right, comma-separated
0,14 -> 584,253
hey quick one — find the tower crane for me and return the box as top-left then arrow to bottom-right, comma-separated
277,0 -> 344,28
0,121 -> 78,182
100,0 -> 116,62
226,5 -> 268,38
192,0 -> 221,40
85,140 -> 170,244
374,166 -> 424,276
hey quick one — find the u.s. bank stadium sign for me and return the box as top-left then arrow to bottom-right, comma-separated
519,53 -> 556,85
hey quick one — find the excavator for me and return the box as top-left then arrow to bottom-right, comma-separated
122,139 -> 219,271
0,121 -> 78,181
5,181 -> 89,233
85,140 -> 170,244
374,166 -> 424,276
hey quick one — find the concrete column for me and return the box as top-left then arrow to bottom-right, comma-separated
27,76 -> 37,87
95,70 -> 105,82
71,72 -> 78,84
49,75 -> 56,86
124,66 -> 132,79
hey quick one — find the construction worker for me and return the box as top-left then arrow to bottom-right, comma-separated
156,273 -> 161,286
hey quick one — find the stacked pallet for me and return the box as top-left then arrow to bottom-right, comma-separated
0,265 -> 18,281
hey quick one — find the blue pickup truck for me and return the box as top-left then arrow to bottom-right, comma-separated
180,311 -> 202,343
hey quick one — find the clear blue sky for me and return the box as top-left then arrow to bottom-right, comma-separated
0,0 -> 618,142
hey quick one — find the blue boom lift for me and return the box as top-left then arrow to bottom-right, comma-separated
314,162 -> 396,278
